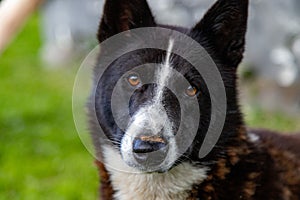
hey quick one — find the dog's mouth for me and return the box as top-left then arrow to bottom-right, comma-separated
120,132 -> 178,172
131,135 -> 169,168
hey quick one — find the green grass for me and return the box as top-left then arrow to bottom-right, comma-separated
0,13 -> 299,200
245,107 -> 300,132
0,14 -> 97,199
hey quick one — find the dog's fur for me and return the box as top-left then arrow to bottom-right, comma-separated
89,0 -> 300,199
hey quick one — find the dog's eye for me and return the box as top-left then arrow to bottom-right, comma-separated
185,86 -> 198,97
127,74 -> 140,86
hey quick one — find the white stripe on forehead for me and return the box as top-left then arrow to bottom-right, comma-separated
121,39 -> 178,169
155,39 -> 174,103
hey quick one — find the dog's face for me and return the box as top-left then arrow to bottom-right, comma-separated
91,0 -> 248,172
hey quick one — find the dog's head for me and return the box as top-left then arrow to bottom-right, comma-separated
91,0 -> 248,173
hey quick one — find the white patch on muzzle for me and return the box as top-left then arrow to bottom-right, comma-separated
120,39 -> 178,171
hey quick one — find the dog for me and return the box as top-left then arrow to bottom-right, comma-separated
88,0 -> 300,199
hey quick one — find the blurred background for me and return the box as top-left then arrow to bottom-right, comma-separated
0,0 -> 300,199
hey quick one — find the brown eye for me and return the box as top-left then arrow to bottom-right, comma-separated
127,74 -> 140,86
185,86 -> 198,97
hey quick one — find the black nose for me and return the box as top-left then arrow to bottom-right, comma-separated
132,136 -> 168,167
132,136 -> 167,153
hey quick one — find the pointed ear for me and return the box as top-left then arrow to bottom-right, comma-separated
97,0 -> 156,43
192,0 -> 249,67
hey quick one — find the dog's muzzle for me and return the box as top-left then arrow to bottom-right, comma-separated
132,135 -> 168,167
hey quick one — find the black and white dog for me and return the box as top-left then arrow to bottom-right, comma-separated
89,0 -> 300,199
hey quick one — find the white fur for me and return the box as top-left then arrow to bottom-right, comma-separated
120,39 -> 178,172
155,39 -> 174,103
248,132 -> 260,142
120,104 -> 177,172
103,146 -> 208,200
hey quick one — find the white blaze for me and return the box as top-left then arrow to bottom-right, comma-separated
155,39 -> 174,103
120,39 -> 178,172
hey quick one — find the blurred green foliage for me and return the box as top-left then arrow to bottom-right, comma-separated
245,106 -> 300,132
0,14 -> 98,199
0,13 -> 299,200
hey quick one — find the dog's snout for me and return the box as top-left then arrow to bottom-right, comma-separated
132,135 -> 168,167
132,136 -> 167,153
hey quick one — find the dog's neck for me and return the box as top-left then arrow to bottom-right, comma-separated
96,125 -> 254,200
100,145 -> 208,200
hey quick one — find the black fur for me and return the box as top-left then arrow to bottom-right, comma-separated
90,0 -> 300,199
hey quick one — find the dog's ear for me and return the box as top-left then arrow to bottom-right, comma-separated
97,0 -> 156,43
192,0 -> 249,68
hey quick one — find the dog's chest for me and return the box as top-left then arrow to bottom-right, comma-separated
102,146 -> 208,200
